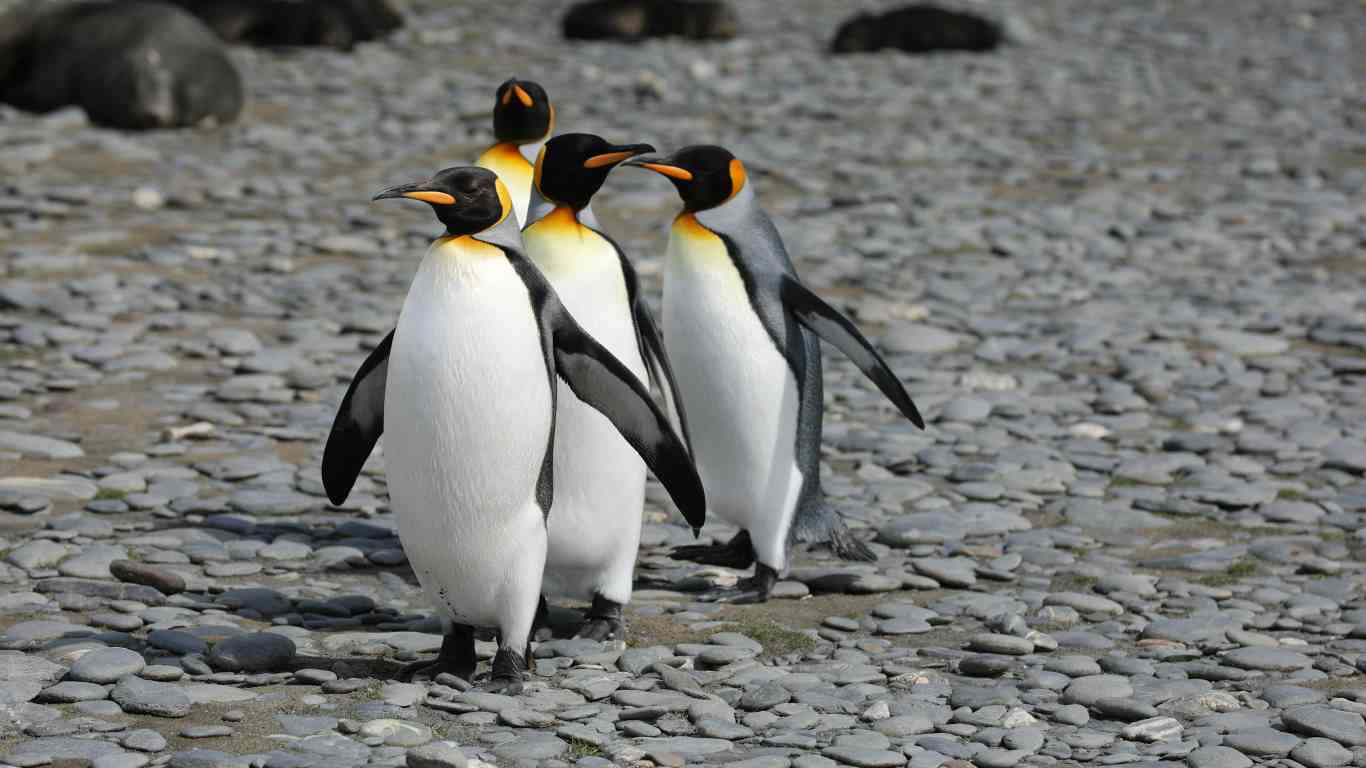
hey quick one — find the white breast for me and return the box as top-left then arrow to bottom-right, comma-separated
662,216 -> 803,572
523,212 -> 648,603
384,237 -> 552,627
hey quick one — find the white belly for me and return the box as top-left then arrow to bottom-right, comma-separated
525,215 -> 648,602
384,238 -> 552,629
662,217 -> 803,572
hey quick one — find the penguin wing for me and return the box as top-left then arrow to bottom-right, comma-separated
780,277 -> 926,429
615,248 -> 693,453
548,301 -> 707,530
321,330 -> 393,505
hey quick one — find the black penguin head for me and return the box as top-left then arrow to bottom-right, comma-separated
533,133 -> 654,210
373,166 -> 511,235
492,78 -> 553,144
623,145 -> 748,212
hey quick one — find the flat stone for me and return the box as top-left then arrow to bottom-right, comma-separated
0,431 -> 84,459
207,632 -> 295,672
111,676 -> 192,717
70,646 -> 146,683
1186,746 -> 1252,768
1222,728 -> 1301,756
1291,737 -> 1354,768
110,560 -> 186,594
1222,646 -> 1313,671
1062,675 -> 1133,707
820,746 -> 908,767
406,741 -> 468,768
1282,706 -> 1366,746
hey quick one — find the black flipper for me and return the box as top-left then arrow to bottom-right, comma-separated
501,243 -> 705,531
779,277 -> 925,429
321,330 -> 393,505
617,251 -> 693,453
549,307 -> 706,531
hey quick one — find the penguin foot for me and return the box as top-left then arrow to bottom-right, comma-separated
824,515 -> 877,562
397,623 -> 475,683
699,563 -> 777,605
575,594 -> 624,642
670,530 -> 755,569
479,648 -> 526,695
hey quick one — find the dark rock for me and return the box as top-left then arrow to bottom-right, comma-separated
831,4 -> 1002,54
111,559 -> 186,595
562,0 -> 737,42
165,0 -> 402,49
207,632 -> 296,672
0,1 -> 243,129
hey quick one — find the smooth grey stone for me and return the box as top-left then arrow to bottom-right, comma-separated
35,681 -> 110,702
167,749 -> 251,768
1062,675 -> 1133,707
1291,737 -> 1353,768
967,634 -> 1033,655
122,728 -> 169,752
207,632 -> 296,672
1186,746 -> 1252,768
1222,647 -> 1313,671
94,753 -> 151,768
1053,704 -> 1089,726
1262,685 -> 1326,708
70,646 -> 146,683
1282,706 -> 1366,746
0,430 -> 84,459
111,676 -> 192,717
406,742 -> 468,768
819,746 -> 907,767
1222,728 -> 1301,756
739,681 -> 791,710
1095,697 -> 1160,721
491,734 -> 567,761
148,629 -> 209,655
3,736 -> 123,764
181,725 -> 233,738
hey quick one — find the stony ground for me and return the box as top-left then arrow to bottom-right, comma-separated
2,0 -> 1366,767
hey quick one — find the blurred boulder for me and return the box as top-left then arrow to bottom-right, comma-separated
0,1 -> 243,130
831,4 -> 1002,54
163,0 -> 402,50
563,0 -> 737,42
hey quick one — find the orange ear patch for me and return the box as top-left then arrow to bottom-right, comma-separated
513,84 -> 534,107
403,190 -> 456,205
726,158 -> 747,201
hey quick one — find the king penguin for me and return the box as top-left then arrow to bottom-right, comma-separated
475,78 -> 553,226
625,145 -> 925,603
320,166 -> 704,690
522,133 -> 692,641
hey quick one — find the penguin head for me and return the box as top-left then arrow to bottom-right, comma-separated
533,133 -> 654,211
373,166 -> 512,235
623,144 -> 747,212
493,78 -> 553,145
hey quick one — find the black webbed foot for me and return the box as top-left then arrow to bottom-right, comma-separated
397,623 -> 475,682
479,647 -> 527,694
575,594 -> 624,642
670,530 -> 755,569
698,563 -> 778,605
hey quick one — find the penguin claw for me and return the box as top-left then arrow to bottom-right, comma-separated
478,675 -> 524,695
575,617 -> 624,642
477,647 -> 526,695
698,565 -> 778,605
